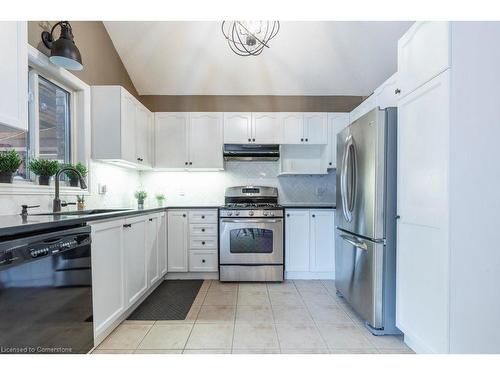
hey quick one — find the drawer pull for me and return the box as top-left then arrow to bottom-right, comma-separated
202,241 -> 206,245
182,214 -> 186,217
201,228 -> 205,232
123,224 -> 132,228
201,215 -> 205,219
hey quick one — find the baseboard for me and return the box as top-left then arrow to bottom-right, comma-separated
165,272 -> 219,280
285,271 -> 335,280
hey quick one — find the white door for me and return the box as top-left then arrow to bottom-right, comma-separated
252,112 -> 281,144
167,211 -> 189,272
135,105 -> 151,166
223,112 -> 252,143
304,113 -> 328,144
0,21 -> 27,131
154,113 -> 189,168
309,210 -> 335,273
158,213 -> 168,276
123,216 -> 148,306
91,219 -> 125,338
398,22 -> 451,98
281,113 -> 303,144
121,92 -> 137,164
146,215 -> 160,286
189,112 -> 223,168
285,210 -> 310,272
396,71 -> 450,353
327,113 -> 350,168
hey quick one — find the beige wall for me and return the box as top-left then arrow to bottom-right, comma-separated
28,21 -> 139,97
140,95 -> 363,112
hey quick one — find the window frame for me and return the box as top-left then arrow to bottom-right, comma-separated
0,45 -> 91,196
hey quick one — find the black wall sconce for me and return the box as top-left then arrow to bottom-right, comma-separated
41,21 -> 83,71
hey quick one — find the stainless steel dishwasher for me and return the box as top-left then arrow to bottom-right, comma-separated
0,225 -> 93,354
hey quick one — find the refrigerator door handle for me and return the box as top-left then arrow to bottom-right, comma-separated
341,135 -> 355,222
339,233 -> 367,251
341,137 -> 350,222
347,137 -> 357,214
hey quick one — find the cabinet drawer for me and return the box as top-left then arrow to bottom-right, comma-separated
190,223 -> 218,236
189,251 -> 218,272
189,210 -> 218,223
190,236 -> 217,249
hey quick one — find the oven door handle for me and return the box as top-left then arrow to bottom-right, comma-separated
220,219 -> 283,223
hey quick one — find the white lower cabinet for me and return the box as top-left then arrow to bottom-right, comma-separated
285,209 -> 335,279
123,216 -> 148,306
167,209 -> 219,274
158,213 -> 168,276
146,214 -> 161,286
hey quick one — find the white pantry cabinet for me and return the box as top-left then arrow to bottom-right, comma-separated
282,113 -> 328,145
0,21 -> 27,131
155,112 -> 223,170
326,112 -> 350,169
167,210 -> 189,272
123,216 -> 148,306
91,86 -> 152,168
285,209 -> 335,279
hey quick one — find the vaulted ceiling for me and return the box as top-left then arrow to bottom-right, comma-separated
104,21 -> 413,96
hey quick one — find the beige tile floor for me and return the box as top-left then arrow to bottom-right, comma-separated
93,280 -> 414,354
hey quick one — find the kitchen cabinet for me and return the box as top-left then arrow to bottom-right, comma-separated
349,94 -> 376,123
223,112 -> 252,143
91,219 -> 125,340
158,212 -> 168,276
0,21 -> 27,131
146,214 -> 161,286
167,210 -> 189,272
326,112 -> 350,169
123,215 -> 148,306
285,209 -> 335,278
155,112 -> 223,170
91,86 -> 153,169
223,112 -> 280,144
374,73 -> 399,109
281,113 -> 327,145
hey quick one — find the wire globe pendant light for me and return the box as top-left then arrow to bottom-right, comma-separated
221,21 -> 280,56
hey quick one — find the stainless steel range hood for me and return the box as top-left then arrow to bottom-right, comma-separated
223,144 -> 280,161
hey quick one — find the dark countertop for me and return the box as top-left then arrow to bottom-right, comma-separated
282,203 -> 336,209
0,206 -> 221,239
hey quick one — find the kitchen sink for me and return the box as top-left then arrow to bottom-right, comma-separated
32,209 -> 132,216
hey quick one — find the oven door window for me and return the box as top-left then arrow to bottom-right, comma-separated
229,228 -> 273,253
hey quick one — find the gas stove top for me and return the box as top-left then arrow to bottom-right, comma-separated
223,203 -> 282,209
220,186 -> 283,218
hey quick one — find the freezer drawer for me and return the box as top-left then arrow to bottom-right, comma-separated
335,229 -> 384,329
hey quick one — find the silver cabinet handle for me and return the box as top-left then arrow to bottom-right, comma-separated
340,234 -> 367,251
221,219 -> 282,223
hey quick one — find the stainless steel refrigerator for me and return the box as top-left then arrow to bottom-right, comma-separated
335,107 -> 400,335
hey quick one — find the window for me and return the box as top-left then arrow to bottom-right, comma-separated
0,69 -> 73,182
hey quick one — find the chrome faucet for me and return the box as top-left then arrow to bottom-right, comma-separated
53,166 -> 87,212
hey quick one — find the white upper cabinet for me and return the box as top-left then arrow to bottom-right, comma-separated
92,86 -> 153,168
188,112 -> 223,169
397,21 -> 451,98
326,112 -> 350,169
223,112 -> 252,143
303,113 -> 328,144
0,21 -> 27,131
252,112 -> 282,144
154,112 -> 189,169
282,113 -> 303,144
375,73 -> 399,109
154,112 -> 223,170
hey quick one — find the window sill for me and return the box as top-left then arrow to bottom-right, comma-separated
0,180 -> 90,196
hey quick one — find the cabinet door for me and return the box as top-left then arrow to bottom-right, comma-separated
304,113 -> 327,144
123,216 -> 148,306
285,210 -> 310,272
158,213 -> 168,276
398,22 -> 450,98
309,210 -> 335,273
375,72 -> 399,109
223,112 -> 252,143
281,113 -> 303,144
327,113 -> 350,168
167,211 -> 189,272
189,112 -> 223,169
121,92 -> 137,163
91,219 -> 125,338
252,112 -> 281,144
146,215 -> 160,286
396,71 -> 450,353
135,105 -> 151,167
154,113 -> 189,168
0,22 -> 27,131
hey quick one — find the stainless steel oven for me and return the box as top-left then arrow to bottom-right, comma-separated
219,186 -> 284,282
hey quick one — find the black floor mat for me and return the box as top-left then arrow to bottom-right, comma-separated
127,280 -> 203,320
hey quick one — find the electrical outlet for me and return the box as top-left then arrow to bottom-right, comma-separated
98,184 -> 107,195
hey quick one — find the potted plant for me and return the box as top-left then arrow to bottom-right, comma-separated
64,162 -> 88,187
28,159 -> 60,185
0,149 -> 22,183
134,190 -> 147,210
155,193 -> 166,207
76,195 -> 85,211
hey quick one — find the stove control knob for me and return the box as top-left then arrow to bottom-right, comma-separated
263,211 -> 269,216
235,211 -> 240,216
249,211 -> 254,216
269,212 -> 275,217
227,212 -> 232,216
